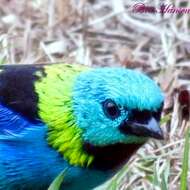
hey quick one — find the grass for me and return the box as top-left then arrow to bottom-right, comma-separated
48,168 -> 68,190
180,125 -> 190,190
0,0 -> 190,189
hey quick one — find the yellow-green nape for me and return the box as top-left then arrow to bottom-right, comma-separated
34,64 -> 94,167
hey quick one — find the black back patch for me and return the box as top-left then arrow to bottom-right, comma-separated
0,64 -> 46,123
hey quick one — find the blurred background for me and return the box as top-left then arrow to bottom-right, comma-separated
0,0 -> 190,189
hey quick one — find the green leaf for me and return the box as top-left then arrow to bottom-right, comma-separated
160,160 -> 170,190
48,168 -> 68,190
180,126 -> 190,190
152,163 -> 159,187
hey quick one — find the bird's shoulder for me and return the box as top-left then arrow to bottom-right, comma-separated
0,103 -> 46,141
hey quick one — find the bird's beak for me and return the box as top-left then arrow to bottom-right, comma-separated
119,117 -> 164,140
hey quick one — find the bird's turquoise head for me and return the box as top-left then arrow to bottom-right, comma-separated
35,64 -> 164,169
73,67 -> 164,147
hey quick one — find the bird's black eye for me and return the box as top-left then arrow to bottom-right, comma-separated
103,99 -> 120,119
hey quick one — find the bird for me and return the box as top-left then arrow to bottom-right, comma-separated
0,63 -> 164,190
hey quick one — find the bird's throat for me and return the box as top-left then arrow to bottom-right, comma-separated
83,142 -> 143,171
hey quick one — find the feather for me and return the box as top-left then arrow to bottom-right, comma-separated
0,104 -> 44,141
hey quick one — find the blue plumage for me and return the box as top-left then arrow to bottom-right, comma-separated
0,104 -> 62,189
0,104 -> 111,190
0,104 -> 29,135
